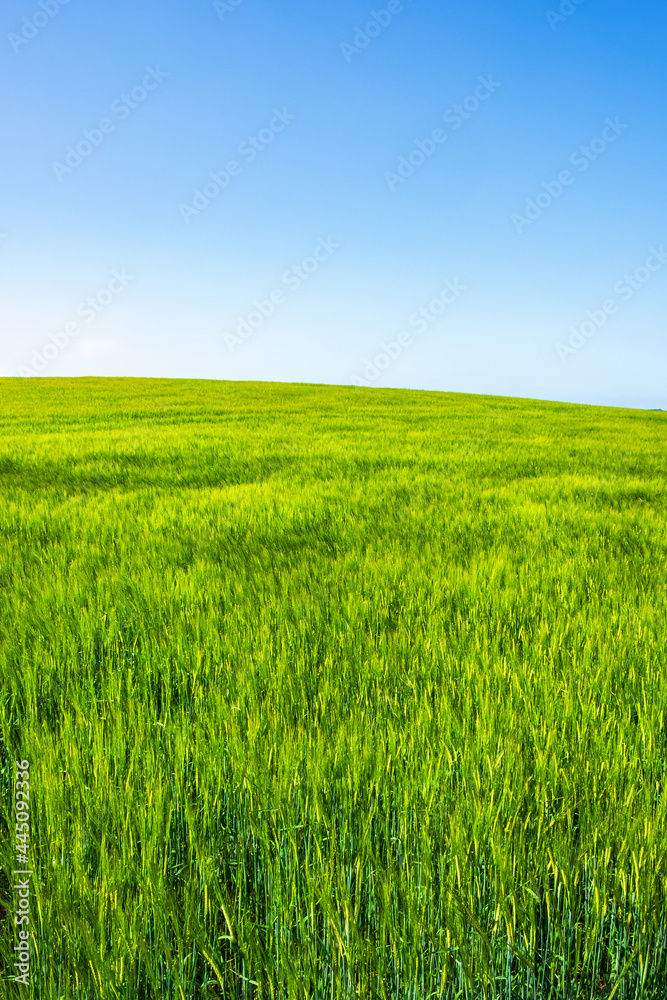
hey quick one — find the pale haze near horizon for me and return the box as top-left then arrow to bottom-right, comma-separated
0,0 -> 665,411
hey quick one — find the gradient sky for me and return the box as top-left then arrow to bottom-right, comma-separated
1,0 -> 665,408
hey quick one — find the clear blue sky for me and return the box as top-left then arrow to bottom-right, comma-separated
1,0 -> 665,408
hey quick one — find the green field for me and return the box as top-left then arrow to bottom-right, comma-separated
1,378 -> 667,1000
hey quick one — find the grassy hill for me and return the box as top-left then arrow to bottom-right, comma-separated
1,378 -> 666,999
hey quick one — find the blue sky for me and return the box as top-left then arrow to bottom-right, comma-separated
1,0 -> 665,408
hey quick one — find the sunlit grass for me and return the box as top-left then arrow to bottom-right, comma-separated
1,378 -> 666,999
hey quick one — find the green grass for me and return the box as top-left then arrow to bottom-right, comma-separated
1,377 -> 666,1000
